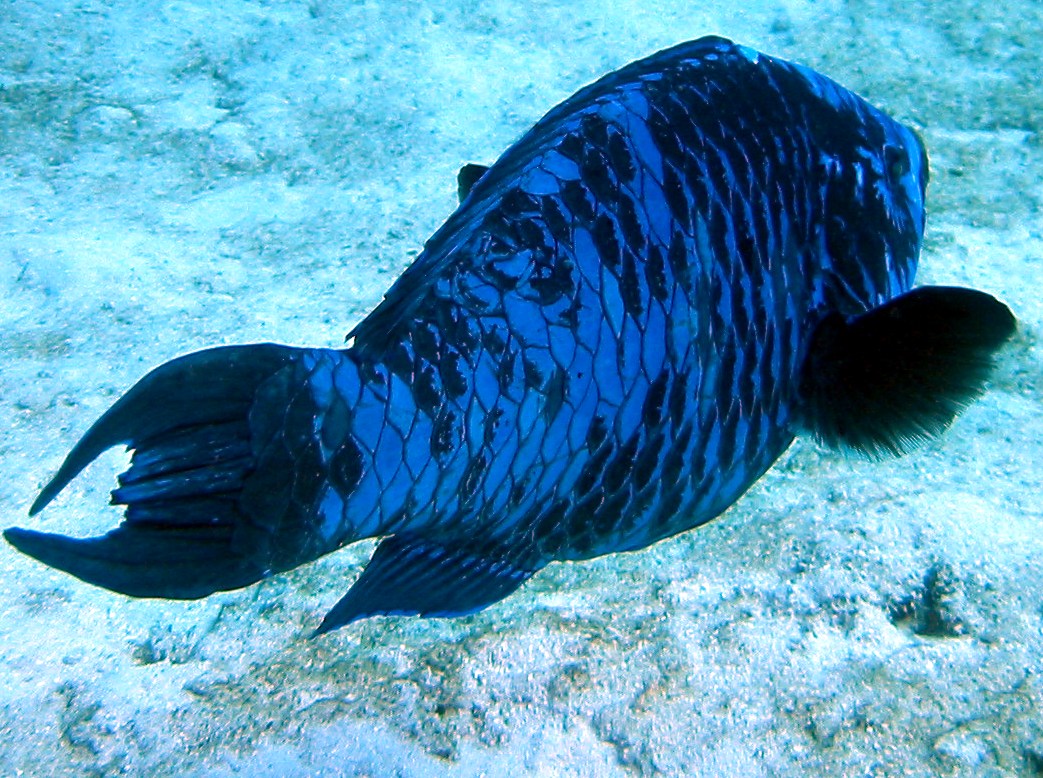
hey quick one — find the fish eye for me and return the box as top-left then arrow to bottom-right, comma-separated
884,145 -> 910,184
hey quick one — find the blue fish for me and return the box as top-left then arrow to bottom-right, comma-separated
6,37 -> 1015,635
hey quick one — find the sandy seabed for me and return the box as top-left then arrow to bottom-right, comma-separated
1,1 -> 1041,775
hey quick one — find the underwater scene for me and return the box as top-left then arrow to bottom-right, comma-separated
1,0 -> 1041,775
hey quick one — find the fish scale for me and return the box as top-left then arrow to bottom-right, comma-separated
7,37 -> 1015,634
328,43 -> 830,563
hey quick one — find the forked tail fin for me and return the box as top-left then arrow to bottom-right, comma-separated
5,344 -> 305,599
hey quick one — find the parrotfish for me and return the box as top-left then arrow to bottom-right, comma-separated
6,37 -> 1015,635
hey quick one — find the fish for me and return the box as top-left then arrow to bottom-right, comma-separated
5,36 -> 1016,636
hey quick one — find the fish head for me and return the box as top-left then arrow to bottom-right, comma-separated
798,68 -> 929,313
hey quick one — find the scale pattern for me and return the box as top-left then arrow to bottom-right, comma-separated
255,37 -> 928,575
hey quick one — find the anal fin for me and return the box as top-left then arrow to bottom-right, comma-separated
314,534 -> 535,635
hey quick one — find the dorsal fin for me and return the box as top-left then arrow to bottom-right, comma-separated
457,163 -> 489,202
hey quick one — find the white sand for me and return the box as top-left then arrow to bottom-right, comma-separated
1,1 -> 1041,775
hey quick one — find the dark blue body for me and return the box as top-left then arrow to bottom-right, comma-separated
252,38 -> 926,575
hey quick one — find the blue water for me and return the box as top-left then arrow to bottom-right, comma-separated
1,1 -> 1040,775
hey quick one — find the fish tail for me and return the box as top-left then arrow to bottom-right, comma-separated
5,344 -> 318,599
798,286 -> 1016,457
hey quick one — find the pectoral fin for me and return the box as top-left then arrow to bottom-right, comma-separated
314,534 -> 535,635
798,285 -> 1016,457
